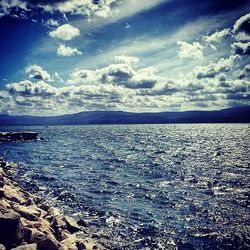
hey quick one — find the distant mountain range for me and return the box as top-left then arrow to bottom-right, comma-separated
0,106 -> 249,126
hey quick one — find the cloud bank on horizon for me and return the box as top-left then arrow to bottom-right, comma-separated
0,0 -> 249,115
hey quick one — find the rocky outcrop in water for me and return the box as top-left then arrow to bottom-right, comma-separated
0,132 -> 39,142
0,158 -> 103,250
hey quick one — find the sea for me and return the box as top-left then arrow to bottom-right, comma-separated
0,124 -> 249,249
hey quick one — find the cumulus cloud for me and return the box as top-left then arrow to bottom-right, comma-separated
1,67 -> 249,115
41,0 -> 117,18
138,73 -> 250,110
57,44 -> 82,56
2,79 -> 134,114
204,28 -> 230,43
0,90 -> 14,114
231,41 -> 250,55
244,64 -> 250,74
177,41 -> 204,59
44,18 -> 60,27
239,64 -> 250,79
54,72 -> 64,83
232,12 -> 250,42
0,0 -> 28,18
25,65 -> 52,81
6,80 -> 58,97
67,58 -> 157,89
0,0 -> 116,18
233,13 -> 250,35
49,24 -> 80,41
234,32 -> 250,42
193,55 -> 239,79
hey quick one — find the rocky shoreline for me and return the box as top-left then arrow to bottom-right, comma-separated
0,132 -> 39,142
0,157 -> 105,250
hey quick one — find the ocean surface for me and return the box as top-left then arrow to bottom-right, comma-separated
0,124 -> 249,249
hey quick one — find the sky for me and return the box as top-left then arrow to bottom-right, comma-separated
0,0 -> 249,115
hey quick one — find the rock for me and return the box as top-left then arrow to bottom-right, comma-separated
0,174 -> 4,188
12,205 -> 41,221
46,207 -> 61,220
0,132 -> 38,142
0,162 -> 7,168
4,184 -> 29,204
0,168 -> 4,176
20,132 -> 38,141
21,217 -> 50,230
20,217 -> 34,228
77,241 -> 87,250
59,229 -> 71,240
38,203 -> 50,212
0,199 -> 12,209
38,217 -> 51,231
59,234 -> 78,250
57,191 -> 77,202
0,188 -> 4,198
77,239 -> 100,250
30,229 -> 59,250
77,219 -> 89,227
0,157 -> 99,250
51,216 -> 66,231
0,207 -> 22,249
25,198 -> 36,206
21,226 -> 33,243
20,217 -> 54,240
0,244 -> 6,250
11,243 -> 38,250
62,216 -> 81,234
59,243 -> 77,250
58,246 -> 69,250
38,217 -> 52,232
32,196 -> 43,204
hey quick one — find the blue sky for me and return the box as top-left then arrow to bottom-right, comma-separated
0,0 -> 249,115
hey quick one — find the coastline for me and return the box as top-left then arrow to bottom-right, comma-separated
0,157 -> 105,250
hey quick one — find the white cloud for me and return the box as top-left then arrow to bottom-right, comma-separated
231,42 -> 250,55
49,24 -> 80,41
25,64 -> 52,81
57,44 -> 82,57
239,64 -> 250,79
234,32 -> 250,42
244,64 -> 250,74
67,57 -> 157,89
70,0 -> 168,33
193,55 -> 239,79
125,23 -> 131,29
45,18 -> 60,27
54,72 -> 64,83
75,16 -> 233,81
42,0 -> 117,18
177,41 -> 204,60
233,12 -> 250,34
114,55 -> 139,65
232,12 -> 250,42
0,0 -> 166,24
0,0 -> 27,18
7,80 -> 58,97
2,58 -> 250,115
203,28 -> 230,43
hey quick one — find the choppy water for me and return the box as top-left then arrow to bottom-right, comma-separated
0,124 -> 250,249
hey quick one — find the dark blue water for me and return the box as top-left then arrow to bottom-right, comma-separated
0,124 -> 249,249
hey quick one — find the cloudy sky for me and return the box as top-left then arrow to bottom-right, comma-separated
0,0 -> 249,115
